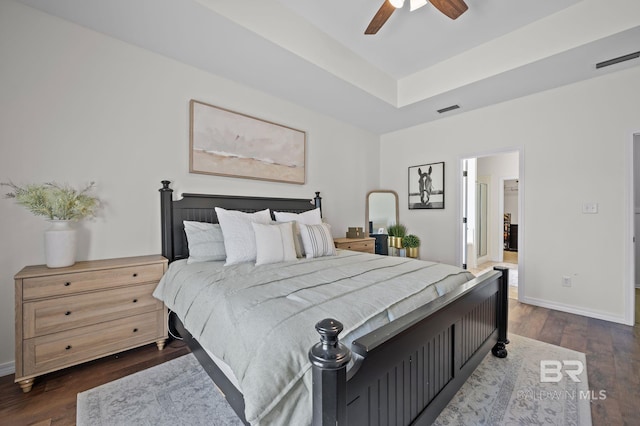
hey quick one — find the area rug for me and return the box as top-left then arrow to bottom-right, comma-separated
77,335 -> 591,425
434,334 -> 592,426
77,354 -> 242,426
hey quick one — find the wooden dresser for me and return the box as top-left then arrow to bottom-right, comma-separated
14,255 -> 168,393
334,237 -> 376,254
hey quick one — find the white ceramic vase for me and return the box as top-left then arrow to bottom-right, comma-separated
44,220 -> 77,268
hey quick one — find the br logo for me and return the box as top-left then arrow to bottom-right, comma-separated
540,360 -> 584,383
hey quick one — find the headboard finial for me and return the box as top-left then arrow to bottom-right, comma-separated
160,180 -> 174,260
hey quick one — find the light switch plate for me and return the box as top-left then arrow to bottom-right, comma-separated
582,202 -> 598,214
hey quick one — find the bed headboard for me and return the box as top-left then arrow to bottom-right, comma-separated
159,180 -> 322,262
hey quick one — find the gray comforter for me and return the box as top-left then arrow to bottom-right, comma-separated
153,250 -> 473,425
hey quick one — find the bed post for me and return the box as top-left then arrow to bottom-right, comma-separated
159,180 -> 174,261
491,266 -> 509,358
308,318 -> 351,426
314,191 -> 322,217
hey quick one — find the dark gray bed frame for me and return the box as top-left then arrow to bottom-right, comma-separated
159,180 -> 509,426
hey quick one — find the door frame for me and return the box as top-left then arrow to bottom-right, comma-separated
458,147 -> 524,297
625,132 -> 639,325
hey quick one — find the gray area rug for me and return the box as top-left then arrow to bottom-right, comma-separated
77,334 -> 591,425
77,353 -> 242,426
435,334 -> 592,426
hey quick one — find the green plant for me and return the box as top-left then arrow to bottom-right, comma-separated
387,223 -> 407,237
2,181 -> 99,221
401,234 -> 420,248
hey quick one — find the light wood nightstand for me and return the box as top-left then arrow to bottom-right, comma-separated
14,255 -> 168,393
334,237 -> 376,254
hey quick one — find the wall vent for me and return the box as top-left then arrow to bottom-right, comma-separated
437,104 -> 460,114
596,51 -> 640,69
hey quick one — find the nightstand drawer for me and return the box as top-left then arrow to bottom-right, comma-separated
23,282 -> 162,338
22,263 -> 164,300
334,238 -> 375,254
342,240 -> 373,252
23,310 -> 164,376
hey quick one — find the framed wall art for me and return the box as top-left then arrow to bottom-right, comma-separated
408,162 -> 445,209
189,99 -> 306,184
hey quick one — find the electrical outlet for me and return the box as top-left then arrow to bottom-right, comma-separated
562,276 -> 572,287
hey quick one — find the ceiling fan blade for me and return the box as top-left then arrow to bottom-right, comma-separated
429,0 -> 468,20
365,1 -> 396,35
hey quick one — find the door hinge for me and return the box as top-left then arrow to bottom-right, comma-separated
463,217 -> 467,224
463,171 -> 468,177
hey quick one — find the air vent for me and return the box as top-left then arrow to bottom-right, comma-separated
596,51 -> 640,69
437,104 -> 460,114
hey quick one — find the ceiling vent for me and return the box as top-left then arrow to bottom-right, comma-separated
596,51 -> 640,69
437,104 -> 460,114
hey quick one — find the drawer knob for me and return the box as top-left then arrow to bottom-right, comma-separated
132,299 -> 138,303
64,282 -> 71,287
133,328 -> 138,333
65,345 -> 72,350
65,311 -> 71,316
133,273 -> 138,277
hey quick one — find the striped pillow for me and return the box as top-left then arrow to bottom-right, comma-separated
299,223 -> 336,259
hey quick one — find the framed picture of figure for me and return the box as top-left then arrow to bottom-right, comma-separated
408,162 -> 444,209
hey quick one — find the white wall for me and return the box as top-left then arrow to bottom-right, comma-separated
381,66 -> 640,324
0,1 -> 379,369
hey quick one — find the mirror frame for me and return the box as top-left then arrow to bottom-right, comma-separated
365,190 -> 399,236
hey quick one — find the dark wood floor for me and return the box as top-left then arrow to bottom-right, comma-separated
0,300 -> 638,425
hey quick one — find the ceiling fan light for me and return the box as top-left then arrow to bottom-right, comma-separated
389,0 -> 405,9
409,0 -> 428,11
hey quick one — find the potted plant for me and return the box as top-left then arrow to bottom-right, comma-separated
402,234 -> 421,258
2,181 -> 99,268
387,223 -> 407,249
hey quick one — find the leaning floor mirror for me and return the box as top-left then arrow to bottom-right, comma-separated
366,190 -> 399,255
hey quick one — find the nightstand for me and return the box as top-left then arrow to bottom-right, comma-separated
334,237 -> 376,254
14,255 -> 168,393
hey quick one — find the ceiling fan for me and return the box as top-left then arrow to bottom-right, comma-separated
365,0 -> 468,35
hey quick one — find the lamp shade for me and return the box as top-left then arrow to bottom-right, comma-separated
410,0 -> 428,11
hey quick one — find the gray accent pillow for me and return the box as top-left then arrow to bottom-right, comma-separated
183,221 -> 226,263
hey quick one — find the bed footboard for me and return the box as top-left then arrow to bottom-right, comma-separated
309,266 -> 509,426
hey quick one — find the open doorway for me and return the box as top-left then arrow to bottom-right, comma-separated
461,150 -> 522,299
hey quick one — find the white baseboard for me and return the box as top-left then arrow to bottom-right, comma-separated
0,360 -> 15,378
520,296 -> 632,326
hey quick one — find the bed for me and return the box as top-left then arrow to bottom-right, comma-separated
155,181 -> 509,426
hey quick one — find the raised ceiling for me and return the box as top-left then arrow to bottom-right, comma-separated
15,0 -> 640,133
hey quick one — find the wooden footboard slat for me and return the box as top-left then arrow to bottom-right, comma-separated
346,326 -> 455,425
460,293 -> 498,367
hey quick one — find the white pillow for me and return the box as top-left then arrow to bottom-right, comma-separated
274,208 -> 322,257
183,221 -> 226,263
214,207 -> 272,265
298,223 -> 336,259
273,208 -> 322,225
252,222 -> 297,266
